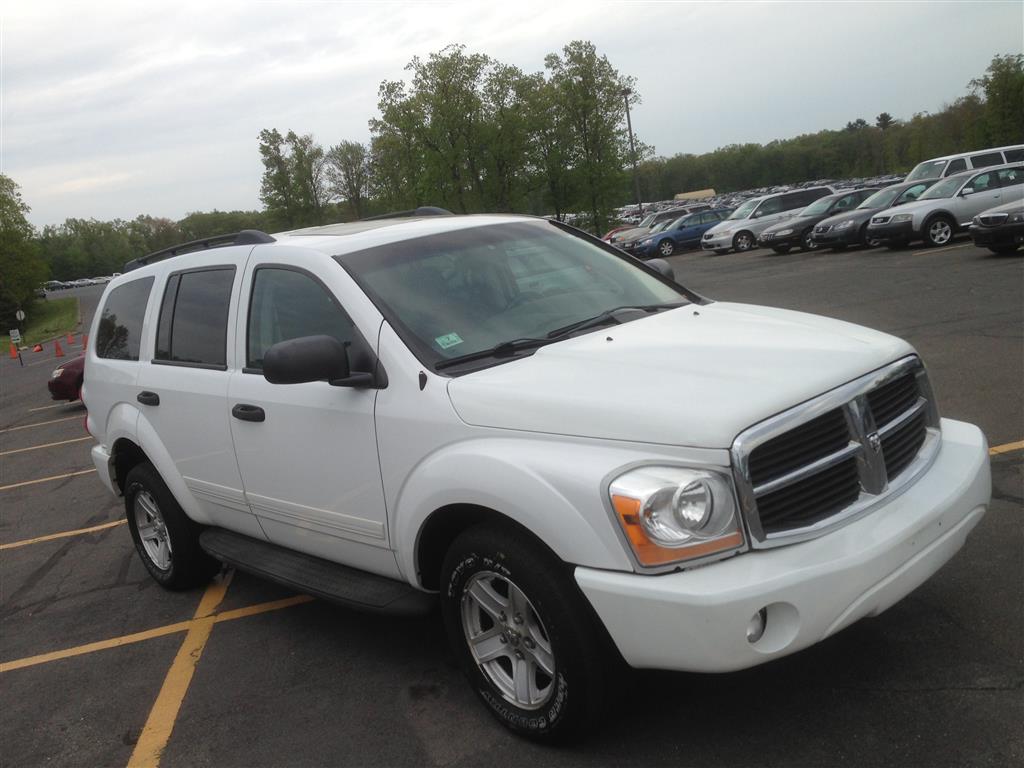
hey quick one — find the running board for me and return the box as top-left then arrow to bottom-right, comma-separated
199,528 -> 434,616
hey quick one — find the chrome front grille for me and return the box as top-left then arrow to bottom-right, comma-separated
732,357 -> 940,547
871,215 -> 890,225
814,224 -> 832,233
977,213 -> 1008,227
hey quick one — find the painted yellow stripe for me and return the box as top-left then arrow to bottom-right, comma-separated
990,440 -> 1024,456
0,620 -> 195,673
0,435 -> 92,456
0,519 -> 126,551
0,468 -> 95,492
128,570 -> 235,767
0,415 -> 81,433
0,589 -> 313,675
28,401 -> 80,412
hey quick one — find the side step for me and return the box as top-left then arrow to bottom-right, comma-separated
199,528 -> 434,616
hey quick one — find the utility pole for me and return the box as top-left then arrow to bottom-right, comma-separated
621,87 -> 643,216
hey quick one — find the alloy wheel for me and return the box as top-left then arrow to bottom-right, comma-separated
134,490 -> 172,570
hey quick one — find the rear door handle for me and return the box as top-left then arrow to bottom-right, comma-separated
137,391 -> 160,406
231,403 -> 265,423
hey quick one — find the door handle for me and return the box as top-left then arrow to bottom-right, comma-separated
137,391 -> 160,406
232,403 -> 265,423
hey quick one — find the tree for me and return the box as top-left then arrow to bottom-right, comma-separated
286,131 -> 330,225
258,129 -> 296,227
970,53 -> 1024,145
0,174 -> 46,326
544,41 -> 636,233
875,112 -> 895,130
326,140 -> 370,219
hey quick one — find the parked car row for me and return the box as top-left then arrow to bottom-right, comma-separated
43,275 -> 118,291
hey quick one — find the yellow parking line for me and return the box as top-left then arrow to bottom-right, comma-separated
0,519 -> 126,551
0,588 -> 313,675
990,440 -> 1024,456
129,570 -> 235,767
28,402 -> 79,413
0,468 -> 95,492
0,415 -> 81,433
0,435 -> 92,457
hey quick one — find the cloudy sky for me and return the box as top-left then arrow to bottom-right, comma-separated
3,0 -> 1021,227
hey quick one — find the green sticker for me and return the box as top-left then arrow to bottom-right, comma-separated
435,332 -> 464,350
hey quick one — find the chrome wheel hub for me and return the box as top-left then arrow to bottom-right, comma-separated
461,571 -> 555,710
134,490 -> 172,570
930,220 -> 952,244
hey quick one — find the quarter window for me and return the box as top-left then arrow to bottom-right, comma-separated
1004,149 -> 1024,162
246,268 -> 356,370
155,267 -> 235,368
945,159 -> 967,175
996,167 -> 1023,187
969,152 -> 1004,169
95,277 -> 154,361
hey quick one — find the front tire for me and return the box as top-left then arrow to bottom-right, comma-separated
657,239 -> 675,257
923,215 -> 955,247
125,463 -> 219,589
440,524 -> 610,741
800,228 -> 817,251
733,231 -> 755,252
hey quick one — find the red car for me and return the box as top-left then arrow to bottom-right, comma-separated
48,355 -> 84,401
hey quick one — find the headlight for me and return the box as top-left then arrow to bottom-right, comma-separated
609,466 -> 745,568
716,229 -> 732,237
890,213 -> 913,223
835,219 -> 855,230
1009,212 -> 1024,224
51,367 -> 65,379
774,228 -> 793,237
640,238 -> 653,246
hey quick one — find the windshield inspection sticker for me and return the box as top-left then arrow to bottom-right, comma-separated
435,332 -> 464,350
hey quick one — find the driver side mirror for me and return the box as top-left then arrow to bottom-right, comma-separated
647,258 -> 675,281
263,335 -> 374,388
960,187 -> 975,196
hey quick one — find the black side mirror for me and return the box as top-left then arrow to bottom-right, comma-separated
263,335 -> 352,385
647,258 -> 675,281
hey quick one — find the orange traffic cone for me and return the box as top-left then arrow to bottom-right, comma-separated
66,332 -> 74,345
82,333 -> 88,349
9,342 -> 17,359
55,340 -> 65,357
32,344 -> 43,352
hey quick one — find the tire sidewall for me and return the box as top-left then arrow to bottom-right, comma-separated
441,534 -> 591,738
924,215 -> 953,247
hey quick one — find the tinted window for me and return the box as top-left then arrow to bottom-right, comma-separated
756,197 -> 785,216
907,159 -> 948,181
1004,149 -> 1024,162
968,172 -> 998,193
155,268 -> 235,367
247,268 -> 356,370
946,158 -> 967,175
996,167 -> 1023,187
96,277 -> 154,361
970,152 -> 1004,169
897,183 -> 931,204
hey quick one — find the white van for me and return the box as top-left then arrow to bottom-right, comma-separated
85,213 -> 990,739
904,144 -> 1024,182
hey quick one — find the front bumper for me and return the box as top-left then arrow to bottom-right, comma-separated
91,443 -> 118,496
866,219 -> 915,243
811,225 -> 861,246
701,232 -> 733,251
970,223 -> 1024,247
575,418 -> 990,672
759,231 -> 801,249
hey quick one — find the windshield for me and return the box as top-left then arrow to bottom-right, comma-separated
919,175 -> 963,200
799,197 -> 834,216
726,199 -> 759,220
337,221 -> 689,370
639,213 -> 657,228
905,159 -> 948,182
858,186 -> 902,209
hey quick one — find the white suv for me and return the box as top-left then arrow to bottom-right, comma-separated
86,212 -> 991,740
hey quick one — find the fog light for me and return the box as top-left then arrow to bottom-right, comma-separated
746,608 -> 767,644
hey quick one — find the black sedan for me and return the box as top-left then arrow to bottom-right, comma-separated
969,201 -> 1024,254
811,179 -> 938,251
758,188 -> 879,253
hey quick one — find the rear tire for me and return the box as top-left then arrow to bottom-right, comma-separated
440,523 -> 611,741
125,463 -> 219,590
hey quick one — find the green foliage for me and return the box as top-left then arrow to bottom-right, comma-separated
1,296 -> 78,347
326,140 -> 370,219
969,54 -> 1024,146
258,129 -> 329,229
0,174 -> 47,327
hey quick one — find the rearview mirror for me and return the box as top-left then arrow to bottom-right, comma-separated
647,258 -> 675,281
263,335 -> 350,385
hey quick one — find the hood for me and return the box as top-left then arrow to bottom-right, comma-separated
762,214 -> 826,234
819,208 -> 874,228
447,302 -> 913,449
610,225 -> 650,243
978,199 -> 1024,215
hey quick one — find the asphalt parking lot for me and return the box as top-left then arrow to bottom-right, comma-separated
1,239 -> 1021,767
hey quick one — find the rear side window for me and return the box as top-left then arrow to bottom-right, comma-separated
996,167 -> 1023,187
155,267 -> 235,368
945,158 -> 967,175
1004,149 -> 1024,162
246,268 -> 356,370
96,277 -> 154,361
969,152 -> 1004,169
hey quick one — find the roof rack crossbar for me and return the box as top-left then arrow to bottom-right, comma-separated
361,206 -> 453,222
123,229 -> 275,272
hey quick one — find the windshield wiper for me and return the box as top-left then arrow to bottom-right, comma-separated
545,302 -> 686,339
434,337 -> 557,371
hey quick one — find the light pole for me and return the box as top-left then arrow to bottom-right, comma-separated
621,87 -> 643,216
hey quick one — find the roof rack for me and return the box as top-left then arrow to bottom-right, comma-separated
361,206 -> 453,222
123,230 -> 276,272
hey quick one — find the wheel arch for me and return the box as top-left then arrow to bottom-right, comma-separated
112,437 -> 150,494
